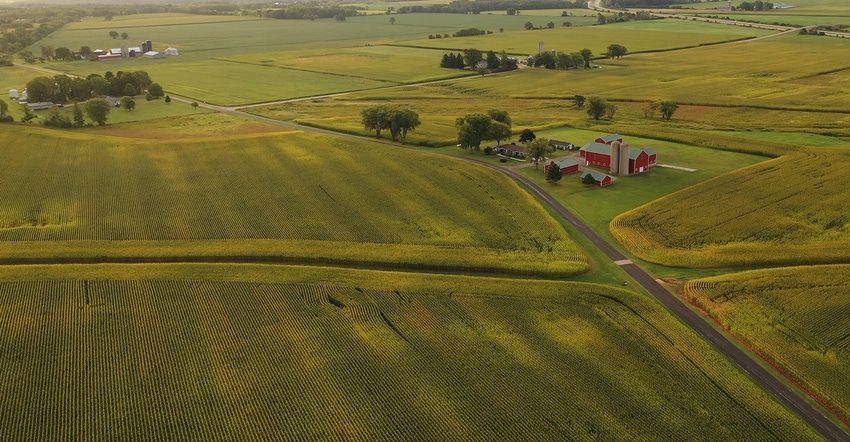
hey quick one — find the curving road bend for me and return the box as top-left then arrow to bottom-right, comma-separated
494,164 -> 850,442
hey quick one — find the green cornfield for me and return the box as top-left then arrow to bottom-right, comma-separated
0,270 -> 821,441
683,265 -> 850,423
610,149 -> 850,268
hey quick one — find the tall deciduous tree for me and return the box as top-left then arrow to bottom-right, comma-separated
456,113 -> 492,150
109,31 -> 119,39
462,48 -> 483,69
487,109 -> 511,127
84,98 -> 111,126
525,138 -> 553,170
606,44 -> 627,59
489,121 -> 512,146
120,96 -> 136,110
361,105 -> 390,138
386,107 -> 420,143
586,96 -> 608,120
579,48 -> 593,68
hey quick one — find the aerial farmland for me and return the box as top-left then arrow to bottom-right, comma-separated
0,0 -> 849,440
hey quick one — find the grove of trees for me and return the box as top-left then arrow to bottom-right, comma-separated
361,105 -> 422,143
24,70 -> 158,104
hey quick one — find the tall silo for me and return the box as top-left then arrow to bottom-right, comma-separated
609,141 -> 620,175
619,142 -> 631,175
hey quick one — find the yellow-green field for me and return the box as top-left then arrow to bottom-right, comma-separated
0,125 -> 586,276
610,149 -> 850,268
0,265 -> 821,441
683,265 -> 850,423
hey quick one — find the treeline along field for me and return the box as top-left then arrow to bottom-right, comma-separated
610,149 -> 850,268
0,272 -> 821,441
683,265 -> 850,424
0,126 -> 586,275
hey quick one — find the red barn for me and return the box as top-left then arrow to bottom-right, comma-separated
594,134 -> 623,145
627,147 -> 657,174
544,158 -> 580,175
580,171 -> 613,187
581,142 -> 612,167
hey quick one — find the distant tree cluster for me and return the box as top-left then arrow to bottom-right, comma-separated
529,48 -> 593,70
595,11 -> 656,24
361,105 -> 421,143
603,0 -> 700,7
736,0 -> 773,10
643,99 -> 679,120
397,0 -> 585,14
262,6 -> 361,20
454,27 -> 489,37
24,70 -> 162,104
441,49 -> 517,72
586,96 -> 617,120
606,44 -> 628,59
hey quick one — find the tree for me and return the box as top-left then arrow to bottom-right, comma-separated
72,104 -> 85,127
334,14 -> 346,22
109,31 -> 119,39
486,51 -> 499,70
642,101 -> 658,118
579,48 -> 594,69
123,83 -> 138,97
145,92 -> 153,101
555,52 -> 574,69
191,102 -> 199,109
386,107 -> 420,143
546,21 -> 555,29
361,105 -> 390,138
462,48 -> 483,69
525,138 -> 553,170
656,100 -> 679,120
121,32 -> 129,40
389,17 -> 396,25
54,47 -> 72,61
524,21 -> 534,30
84,98 -> 111,126
0,100 -> 7,117
487,109 -> 511,127
518,128 -> 536,144
582,173 -> 597,185
120,96 -> 136,110
606,103 -> 617,119
20,105 -> 37,123
40,45 -> 54,60
148,83 -> 164,98
546,162 -> 563,183
507,8 -> 517,15
79,46 -> 92,58
165,95 -> 172,103
25,76 -> 57,103
573,94 -> 586,108
455,114 -> 492,150
533,51 -> 555,69
586,96 -> 608,120
489,121 -> 512,146
498,50 -> 517,71
570,52 -> 584,70
606,44 -> 627,59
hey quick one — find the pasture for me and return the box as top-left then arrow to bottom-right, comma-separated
0,265 -> 821,441
0,125 -> 586,276
610,149 -> 850,268
683,264 -> 850,423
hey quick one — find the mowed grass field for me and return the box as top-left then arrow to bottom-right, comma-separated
610,149 -> 850,268
683,265 -> 850,423
0,265 -> 821,441
0,125 -> 586,276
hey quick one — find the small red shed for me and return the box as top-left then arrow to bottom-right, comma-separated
595,134 -> 623,145
580,171 -> 613,187
544,158 -> 580,175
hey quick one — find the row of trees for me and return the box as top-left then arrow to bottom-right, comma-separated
396,0 -> 585,14
361,105 -> 421,143
737,1 -> 774,10
24,70 -> 163,104
440,49 -> 518,72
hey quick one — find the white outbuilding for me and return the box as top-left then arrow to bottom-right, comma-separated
144,51 -> 166,59
165,47 -> 179,56
9,89 -> 18,100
